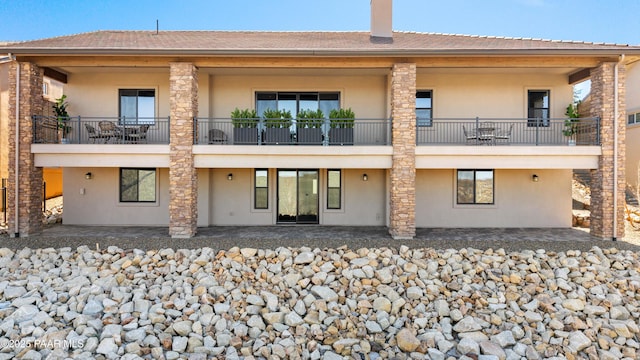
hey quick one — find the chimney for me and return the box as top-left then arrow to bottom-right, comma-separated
370,0 -> 392,38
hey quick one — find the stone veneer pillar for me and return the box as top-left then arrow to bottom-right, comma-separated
169,63 -> 198,238
7,62 -> 44,237
590,62 -> 626,239
389,63 -> 417,239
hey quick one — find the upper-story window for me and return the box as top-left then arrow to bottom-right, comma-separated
629,112 -> 640,125
527,90 -> 550,127
119,89 -> 155,125
416,91 -> 432,127
256,92 -> 340,116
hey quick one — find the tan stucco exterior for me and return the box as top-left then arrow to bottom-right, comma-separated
626,62 -> 640,189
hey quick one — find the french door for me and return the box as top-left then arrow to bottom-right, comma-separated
277,170 -> 319,224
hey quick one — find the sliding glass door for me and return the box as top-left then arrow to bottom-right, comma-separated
277,170 -> 319,224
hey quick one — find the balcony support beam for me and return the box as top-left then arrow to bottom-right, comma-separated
168,62 -> 199,238
389,63 -> 416,240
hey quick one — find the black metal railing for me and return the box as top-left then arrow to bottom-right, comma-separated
416,117 -> 600,146
193,118 -> 392,146
32,116 -> 171,144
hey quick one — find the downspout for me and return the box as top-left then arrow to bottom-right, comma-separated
14,61 -> 20,237
613,54 -> 624,241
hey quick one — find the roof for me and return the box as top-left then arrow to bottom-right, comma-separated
2,30 -> 639,56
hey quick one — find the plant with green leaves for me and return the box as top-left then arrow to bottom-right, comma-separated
329,108 -> 355,129
297,109 -> 324,128
231,108 -> 258,128
263,109 -> 292,128
562,102 -> 581,137
53,95 -> 71,134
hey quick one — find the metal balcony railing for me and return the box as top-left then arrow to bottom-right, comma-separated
416,118 -> 600,146
193,118 -> 392,146
32,116 -> 170,144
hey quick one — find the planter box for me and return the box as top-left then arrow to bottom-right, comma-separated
297,128 -> 323,145
233,128 -> 258,145
329,128 -> 354,145
264,128 -> 291,145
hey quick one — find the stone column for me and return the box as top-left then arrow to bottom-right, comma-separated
7,62 -> 44,237
590,62 -> 626,239
169,62 -> 198,238
389,63 -> 416,239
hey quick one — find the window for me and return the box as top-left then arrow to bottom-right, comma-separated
120,168 -> 156,203
628,112 -> 640,125
119,89 -> 156,125
255,169 -> 268,209
327,170 -> 341,209
527,90 -> 550,127
416,91 -> 433,127
256,92 -> 340,117
457,169 -> 494,205
43,82 -> 49,96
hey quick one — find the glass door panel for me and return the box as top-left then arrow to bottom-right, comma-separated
297,170 -> 319,223
277,170 -> 297,223
277,169 -> 319,224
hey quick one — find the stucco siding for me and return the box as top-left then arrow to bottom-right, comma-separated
210,74 -> 388,119
416,169 -> 572,227
63,167 -> 170,225
416,72 -> 573,118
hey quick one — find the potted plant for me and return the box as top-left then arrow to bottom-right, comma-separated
53,95 -> 71,143
563,102 -> 580,146
263,109 -> 292,145
297,109 -> 324,145
231,108 -> 259,145
329,108 -> 355,145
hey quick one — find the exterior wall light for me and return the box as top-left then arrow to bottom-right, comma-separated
227,173 -> 233,181
532,174 -> 539,182
362,174 -> 368,181
85,172 -> 92,180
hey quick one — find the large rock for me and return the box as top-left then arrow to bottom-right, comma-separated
396,328 -> 420,352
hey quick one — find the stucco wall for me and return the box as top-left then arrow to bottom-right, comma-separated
416,168 -> 572,227
626,63 -> 640,189
0,62 -> 8,181
63,167 -> 170,225
64,71 -> 209,118
416,72 -> 573,118
209,168 -> 386,226
210,74 -> 388,119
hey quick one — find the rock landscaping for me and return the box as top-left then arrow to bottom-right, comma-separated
0,245 -> 638,359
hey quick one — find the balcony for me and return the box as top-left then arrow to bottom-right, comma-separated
32,116 -> 171,144
193,118 -> 392,146
417,118 -> 600,146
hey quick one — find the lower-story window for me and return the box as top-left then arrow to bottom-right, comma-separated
457,169 -> 494,205
255,169 -> 268,209
120,168 -> 156,203
327,169 -> 341,209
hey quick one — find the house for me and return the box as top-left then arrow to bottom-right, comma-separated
626,62 -> 640,194
1,0 -> 638,240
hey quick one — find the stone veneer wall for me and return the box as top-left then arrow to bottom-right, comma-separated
389,63 -> 416,239
168,63 -> 198,238
7,62 -> 44,236
590,62 -> 626,239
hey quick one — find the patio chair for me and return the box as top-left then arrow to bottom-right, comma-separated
495,123 -> 513,144
84,123 -> 109,143
125,124 -> 150,144
462,125 -> 478,144
98,121 -> 122,143
208,129 -> 228,144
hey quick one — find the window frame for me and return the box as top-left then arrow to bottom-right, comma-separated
327,169 -> 342,210
416,90 -> 433,127
254,169 -> 269,210
527,90 -> 550,127
628,112 -> 640,125
118,88 -> 156,125
119,168 -> 157,203
255,92 -> 340,117
456,169 -> 495,205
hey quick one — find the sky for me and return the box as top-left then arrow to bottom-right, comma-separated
1,0 -> 639,45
